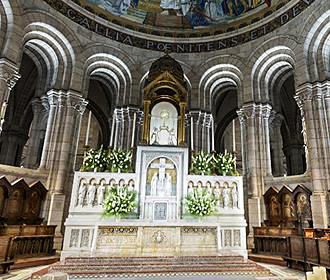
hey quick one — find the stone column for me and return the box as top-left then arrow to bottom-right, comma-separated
24,98 -> 48,168
39,91 -> 60,169
44,91 -> 87,249
112,107 -> 143,150
0,59 -> 20,132
296,82 -> 330,228
269,112 -> 285,177
237,103 -> 272,248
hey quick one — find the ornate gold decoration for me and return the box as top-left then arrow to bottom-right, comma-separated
142,54 -> 187,145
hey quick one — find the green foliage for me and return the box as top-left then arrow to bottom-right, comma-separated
80,147 -> 133,173
185,188 -> 217,216
108,149 -> 133,173
102,185 -> 137,217
213,150 -> 239,176
190,151 -> 213,175
80,146 -> 109,172
190,150 -> 239,176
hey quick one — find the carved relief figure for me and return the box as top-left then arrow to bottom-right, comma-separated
151,173 -> 158,196
87,184 -> 96,207
78,182 -> 87,206
232,185 -> 238,208
165,173 -> 172,196
282,194 -> 295,219
297,193 -> 311,219
97,184 -> 106,205
270,196 -> 280,217
223,186 -> 230,208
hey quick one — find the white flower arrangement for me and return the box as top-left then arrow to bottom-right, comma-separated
80,146 -> 109,172
190,151 -> 213,175
190,151 -> 239,176
80,147 -> 133,173
185,188 -> 217,217
108,149 -> 133,173
102,185 -> 137,217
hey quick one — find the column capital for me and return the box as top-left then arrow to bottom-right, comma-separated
269,111 -> 284,128
0,59 -> 21,91
66,91 -> 88,115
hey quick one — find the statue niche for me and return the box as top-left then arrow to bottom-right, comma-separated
142,54 -> 187,146
150,102 -> 178,146
146,157 -> 177,197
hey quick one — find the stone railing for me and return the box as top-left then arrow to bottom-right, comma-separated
69,172 -> 137,213
185,175 -> 244,213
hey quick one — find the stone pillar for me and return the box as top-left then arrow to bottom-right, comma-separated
112,107 -> 143,150
42,91 -> 87,249
188,111 -> 212,153
24,98 -> 48,168
269,112 -> 285,177
296,82 -> 330,228
237,103 -> 272,248
0,59 -> 20,132
39,91 -> 60,169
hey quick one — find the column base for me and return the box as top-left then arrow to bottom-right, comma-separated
311,192 -> 329,228
47,193 -> 66,250
247,197 -> 262,249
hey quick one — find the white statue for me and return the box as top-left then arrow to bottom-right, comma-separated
151,173 -> 158,196
97,184 -> 106,205
150,128 -> 159,145
77,182 -> 87,206
223,187 -> 230,208
168,129 -> 177,146
87,184 -> 96,207
165,173 -> 172,196
232,185 -> 238,208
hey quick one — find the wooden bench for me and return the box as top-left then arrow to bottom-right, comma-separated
0,260 -> 14,274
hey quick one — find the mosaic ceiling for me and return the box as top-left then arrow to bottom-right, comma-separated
77,0 -> 287,32
44,0 -> 313,52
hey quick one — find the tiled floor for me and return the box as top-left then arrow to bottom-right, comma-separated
0,263 -> 306,280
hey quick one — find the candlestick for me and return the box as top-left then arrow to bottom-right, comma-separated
109,116 -> 115,148
190,116 -> 194,150
85,110 -> 92,146
211,118 -> 215,151
233,119 -> 236,152
131,112 -> 137,148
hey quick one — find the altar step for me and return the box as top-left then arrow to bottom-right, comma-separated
50,256 -> 272,277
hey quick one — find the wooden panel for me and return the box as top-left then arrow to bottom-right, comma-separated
318,240 -> 330,267
305,238 -> 318,264
290,237 -> 304,261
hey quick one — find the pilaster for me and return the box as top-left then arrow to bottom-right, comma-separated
296,81 -> 330,228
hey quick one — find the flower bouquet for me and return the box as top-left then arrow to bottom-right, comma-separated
185,188 -> 217,217
190,151 -> 213,175
108,149 -> 133,173
213,150 -> 239,176
80,146 -> 109,172
102,185 -> 137,218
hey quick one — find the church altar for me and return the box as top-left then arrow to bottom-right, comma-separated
61,145 -> 247,260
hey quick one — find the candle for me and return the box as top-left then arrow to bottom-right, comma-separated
131,112 -> 137,148
109,116 -> 115,148
233,119 -> 236,152
190,116 -> 194,150
211,118 -> 215,151
85,110 -> 92,146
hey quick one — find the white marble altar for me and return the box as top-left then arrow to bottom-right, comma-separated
61,145 -> 247,260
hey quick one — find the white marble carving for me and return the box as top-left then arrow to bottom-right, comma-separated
62,146 -> 247,260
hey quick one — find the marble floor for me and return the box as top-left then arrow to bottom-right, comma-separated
0,263 -> 306,280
